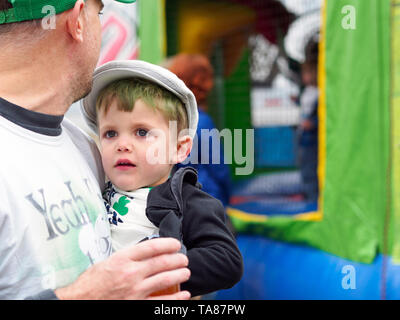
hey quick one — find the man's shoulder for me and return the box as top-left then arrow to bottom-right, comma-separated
61,118 -> 100,157
62,118 -> 95,143
61,118 -> 105,188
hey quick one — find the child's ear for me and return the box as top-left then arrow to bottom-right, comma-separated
175,135 -> 193,164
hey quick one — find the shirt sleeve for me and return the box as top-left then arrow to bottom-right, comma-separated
180,186 -> 243,296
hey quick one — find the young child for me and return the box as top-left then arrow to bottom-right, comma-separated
81,60 -> 243,297
297,38 -> 319,202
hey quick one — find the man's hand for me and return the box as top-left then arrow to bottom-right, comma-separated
55,238 -> 191,300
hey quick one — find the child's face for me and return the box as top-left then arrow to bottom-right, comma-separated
98,98 -> 185,191
301,63 -> 318,87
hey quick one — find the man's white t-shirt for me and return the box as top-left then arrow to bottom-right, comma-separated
0,113 -> 110,299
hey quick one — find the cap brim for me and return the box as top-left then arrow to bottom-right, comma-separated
81,60 -> 198,139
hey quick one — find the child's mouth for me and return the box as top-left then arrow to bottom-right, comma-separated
115,159 -> 136,169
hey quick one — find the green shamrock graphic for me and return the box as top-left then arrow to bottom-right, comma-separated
112,196 -> 130,216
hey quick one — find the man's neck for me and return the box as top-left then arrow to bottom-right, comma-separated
0,67 -> 71,116
0,40 -> 75,116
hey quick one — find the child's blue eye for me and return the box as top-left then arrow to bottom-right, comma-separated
136,129 -> 148,137
105,130 -> 117,138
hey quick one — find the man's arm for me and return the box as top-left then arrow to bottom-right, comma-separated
54,238 -> 191,300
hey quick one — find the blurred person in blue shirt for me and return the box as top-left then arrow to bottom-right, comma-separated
167,53 -> 231,206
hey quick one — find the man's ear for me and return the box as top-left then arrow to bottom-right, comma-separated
65,0 -> 86,42
175,135 -> 193,164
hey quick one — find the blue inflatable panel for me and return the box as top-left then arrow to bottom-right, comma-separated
232,171 -> 303,197
382,257 -> 400,299
216,235 -> 390,300
229,171 -> 317,215
255,127 -> 297,167
231,199 -> 317,216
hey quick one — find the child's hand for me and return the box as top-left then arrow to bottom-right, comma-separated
301,119 -> 314,131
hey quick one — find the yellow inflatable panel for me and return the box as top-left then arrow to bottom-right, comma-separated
177,0 -> 256,76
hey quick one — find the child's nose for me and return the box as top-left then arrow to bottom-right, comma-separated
116,140 -> 132,152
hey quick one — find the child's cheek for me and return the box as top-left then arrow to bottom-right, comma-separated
101,148 -> 113,175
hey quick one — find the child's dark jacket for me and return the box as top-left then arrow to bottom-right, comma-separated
146,167 -> 243,297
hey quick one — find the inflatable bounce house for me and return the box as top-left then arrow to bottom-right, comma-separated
160,0 -> 400,300
70,0 -> 400,299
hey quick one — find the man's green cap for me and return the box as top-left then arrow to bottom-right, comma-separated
0,0 -> 136,24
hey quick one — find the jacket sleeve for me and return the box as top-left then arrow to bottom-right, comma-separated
180,186 -> 243,297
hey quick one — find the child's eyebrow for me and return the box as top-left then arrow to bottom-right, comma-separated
98,122 -> 116,132
132,122 -> 154,128
99,121 -> 155,132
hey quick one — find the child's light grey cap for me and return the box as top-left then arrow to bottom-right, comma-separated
81,59 -> 199,138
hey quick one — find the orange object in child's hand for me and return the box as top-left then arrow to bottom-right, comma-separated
150,284 -> 180,297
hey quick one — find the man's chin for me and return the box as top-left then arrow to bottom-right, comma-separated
72,80 -> 93,104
